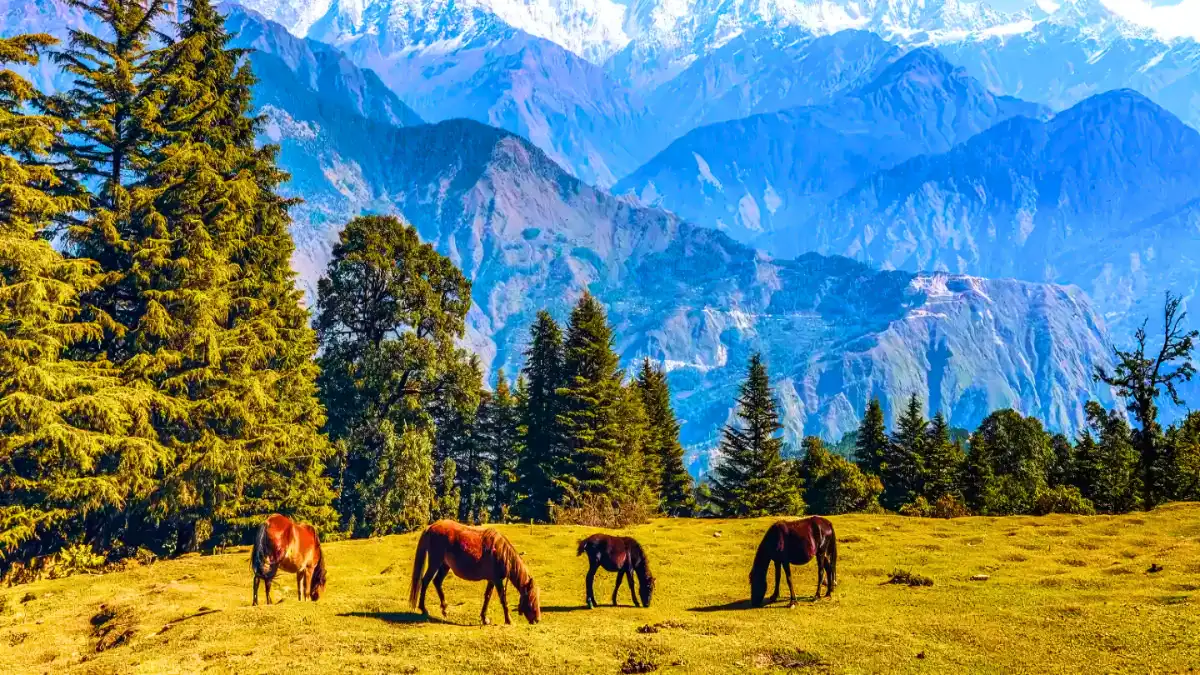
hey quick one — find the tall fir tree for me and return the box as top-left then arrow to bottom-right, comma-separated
0,34 -> 169,564
607,382 -> 656,508
636,358 -> 695,515
1075,402 -> 1141,513
883,394 -> 927,510
1163,412 -> 1200,502
710,353 -> 803,517
478,370 -> 520,522
556,292 -> 624,501
517,311 -> 565,520
854,398 -> 889,477
921,411 -> 964,500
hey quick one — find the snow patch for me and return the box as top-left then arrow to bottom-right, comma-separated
694,152 -> 723,190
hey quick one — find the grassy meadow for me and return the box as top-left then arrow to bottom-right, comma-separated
2,505 -> 1200,674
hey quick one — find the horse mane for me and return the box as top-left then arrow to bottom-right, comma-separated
482,528 -> 534,592
628,537 -> 652,581
311,535 -> 327,588
751,521 -> 785,577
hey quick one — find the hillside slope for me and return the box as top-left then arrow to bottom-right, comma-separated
2,507 -> 1199,673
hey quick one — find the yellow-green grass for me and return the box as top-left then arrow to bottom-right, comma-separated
4,505 -> 1200,674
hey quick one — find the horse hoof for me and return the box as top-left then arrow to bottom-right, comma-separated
787,602 -> 797,609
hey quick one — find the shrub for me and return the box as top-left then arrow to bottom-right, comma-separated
550,494 -> 655,528
887,569 -> 934,587
1034,486 -> 1096,516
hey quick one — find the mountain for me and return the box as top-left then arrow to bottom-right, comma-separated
616,47 -> 1046,248
644,28 -> 901,142
234,0 -> 653,187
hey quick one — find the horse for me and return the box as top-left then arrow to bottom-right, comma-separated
749,516 -> 837,607
251,514 -> 327,606
408,520 -> 541,625
576,533 -> 655,608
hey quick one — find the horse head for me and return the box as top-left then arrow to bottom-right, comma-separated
749,569 -> 767,607
518,578 -> 541,624
310,554 -> 327,601
639,573 -> 655,607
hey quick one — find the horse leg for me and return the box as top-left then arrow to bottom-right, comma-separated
419,562 -> 440,616
784,563 -> 797,607
303,568 -> 313,601
586,561 -> 599,609
297,571 -> 304,601
612,569 -> 624,606
496,576 -> 512,625
627,566 -> 639,607
481,580 -> 494,626
253,574 -> 260,607
433,565 -> 449,617
769,561 -> 781,603
815,557 -> 825,600
264,575 -> 274,605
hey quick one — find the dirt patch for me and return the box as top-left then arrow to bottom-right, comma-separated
91,604 -> 138,652
637,620 -> 686,634
620,654 -> 658,673
754,649 -> 829,670
1059,559 -> 1088,568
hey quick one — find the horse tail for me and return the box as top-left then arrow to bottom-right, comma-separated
827,523 -> 839,589
409,527 -> 431,609
251,520 -> 270,578
576,537 -> 589,556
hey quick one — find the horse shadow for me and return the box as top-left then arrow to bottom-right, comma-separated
688,597 -> 820,612
338,611 -> 452,625
540,605 -> 595,613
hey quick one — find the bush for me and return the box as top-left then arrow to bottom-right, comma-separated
899,496 -> 932,517
887,569 -> 934,587
51,544 -> 107,579
1034,485 -> 1096,516
550,494 -> 655,528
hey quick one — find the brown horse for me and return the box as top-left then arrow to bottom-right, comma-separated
576,534 -> 655,608
408,520 -> 541,625
749,517 -> 837,607
251,514 -> 327,606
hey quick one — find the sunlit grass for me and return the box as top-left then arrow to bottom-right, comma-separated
3,504 -> 1199,673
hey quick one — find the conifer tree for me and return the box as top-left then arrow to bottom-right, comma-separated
606,383 -> 656,508
480,371 -> 521,521
1075,402 -> 1141,513
636,358 -> 695,515
556,292 -> 624,500
883,394 -> 927,509
922,411 -> 964,500
354,421 -> 434,536
710,353 -> 803,516
854,398 -> 889,476
0,34 -> 169,563
800,437 -> 882,515
517,311 -> 565,520
1048,433 -> 1076,488
964,410 -> 1052,515
1163,412 -> 1200,502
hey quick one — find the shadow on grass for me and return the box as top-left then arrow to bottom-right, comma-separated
541,605 -> 594,613
338,611 -> 452,625
689,596 -> 822,612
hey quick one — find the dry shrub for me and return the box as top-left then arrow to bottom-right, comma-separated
899,495 -> 972,519
887,569 -> 934,587
551,494 -> 655,528
91,604 -> 139,653
620,653 -> 658,673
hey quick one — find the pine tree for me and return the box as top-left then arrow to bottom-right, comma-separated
1163,412 -> 1200,502
710,353 -> 803,516
854,398 -> 889,476
354,422 -> 434,536
480,371 -> 521,521
1047,433 -> 1076,488
636,358 -> 695,515
922,411 -> 964,500
556,292 -> 624,500
606,383 -> 656,508
964,410 -> 1053,515
0,34 -> 170,564
517,311 -> 565,520
1076,402 -> 1141,513
883,394 -> 927,509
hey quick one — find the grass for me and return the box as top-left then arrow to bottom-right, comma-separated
3,505 -> 1200,674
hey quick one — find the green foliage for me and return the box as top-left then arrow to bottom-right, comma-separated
353,421 -> 434,536
882,394 -> 926,510
315,214 -> 472,535
476,371 -> 520,522
517,311 -> 566,520
964,410 -> 1053,515
921,411 -> 964,501
1163,411 -> 1200,502
1073,402 -> 1142,513
800,437 -> 882,515
1033,485 -> 1096,516
1095,292 -> 1197,507
710,353 -> 804,517
557,292 -> 625,499
434,458 -> 461,522
854,398 -> 888,476
636,358 -> 695,515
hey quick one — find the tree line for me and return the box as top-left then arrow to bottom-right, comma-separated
705,293 -> 1200,519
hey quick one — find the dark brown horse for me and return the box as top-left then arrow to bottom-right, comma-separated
576,534 -> 655,608
749,517 -> 837,607
251,514 -> 327,606
409,520 -> 541,625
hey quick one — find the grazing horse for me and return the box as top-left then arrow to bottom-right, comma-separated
408,520 -> 541,625
251,514 -> 327,606
576,534 -> 655,608
749,516 -> 837,607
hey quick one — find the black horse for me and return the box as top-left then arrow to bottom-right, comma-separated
577,534 -> 655,608
750,516 -> 838,607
